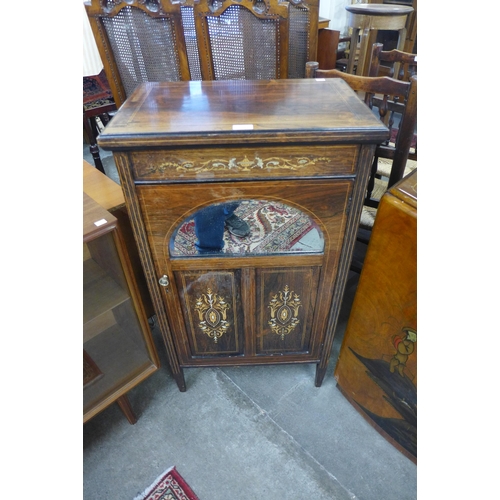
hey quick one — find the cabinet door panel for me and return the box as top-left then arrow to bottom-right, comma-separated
256,267 -> 320,355
174,269 -> 244,359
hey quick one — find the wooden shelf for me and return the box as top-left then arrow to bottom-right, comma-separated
83,257 -> 129,327
83,322 -> 155,420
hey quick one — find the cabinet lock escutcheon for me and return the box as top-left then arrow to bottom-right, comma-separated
158,275 -> 170,291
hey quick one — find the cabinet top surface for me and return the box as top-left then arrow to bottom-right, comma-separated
98,79 -> 388,149
83,192 -> 117,243
83,160 -> 125,211
389,169 -> 417,208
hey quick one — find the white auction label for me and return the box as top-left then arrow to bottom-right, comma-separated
94,219 -> 107,227
232,124 -> 254,130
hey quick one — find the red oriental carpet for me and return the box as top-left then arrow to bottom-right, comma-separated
134,466 -> 199,500
171,199 -> 320,256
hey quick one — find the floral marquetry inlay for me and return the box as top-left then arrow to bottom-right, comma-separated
145,155 -> 331,174
194,288 -> 230,343
268,285 -> 302,340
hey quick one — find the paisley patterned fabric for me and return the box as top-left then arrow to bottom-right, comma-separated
171,199 -> 322,256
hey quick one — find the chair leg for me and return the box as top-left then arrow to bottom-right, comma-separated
365,155 -> 378,204
83,115 -> 106,175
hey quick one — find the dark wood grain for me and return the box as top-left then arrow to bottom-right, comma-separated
98,79 -> 388,149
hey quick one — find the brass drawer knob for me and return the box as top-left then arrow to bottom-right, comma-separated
158,275 -> 170,291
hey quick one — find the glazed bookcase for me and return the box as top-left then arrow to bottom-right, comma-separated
83,193 -> 160,423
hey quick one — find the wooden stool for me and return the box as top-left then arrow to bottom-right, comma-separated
345,3 -> 414,76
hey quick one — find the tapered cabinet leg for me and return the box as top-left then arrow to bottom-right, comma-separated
173,370 -> 187,392
116,395 -> 137,424
315,365 -> 327,387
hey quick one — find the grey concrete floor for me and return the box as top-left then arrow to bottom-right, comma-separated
83,145 -> 417,500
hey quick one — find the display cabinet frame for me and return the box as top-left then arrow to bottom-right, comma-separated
83,193 -> 160,423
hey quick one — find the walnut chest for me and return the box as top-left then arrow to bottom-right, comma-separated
334,169 -> 417,462
98,78 -> 388,391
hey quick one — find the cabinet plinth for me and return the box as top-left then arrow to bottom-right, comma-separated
98,79 -> 389,391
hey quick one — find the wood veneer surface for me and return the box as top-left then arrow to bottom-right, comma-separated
98,79 -> 388,149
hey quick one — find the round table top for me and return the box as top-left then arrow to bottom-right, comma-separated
345,4 -> 414,16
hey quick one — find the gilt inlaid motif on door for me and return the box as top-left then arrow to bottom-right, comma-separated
174,270 -> 244,358
257,267 -> 320,355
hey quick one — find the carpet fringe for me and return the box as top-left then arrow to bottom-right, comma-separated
133,466 -> 176,500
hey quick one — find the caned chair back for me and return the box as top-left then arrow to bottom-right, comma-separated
85,0 -> 191,108
285,0 -> 319,78
192,0 -> 290,81
86,0 -> 319,107
180,0 -> 319,80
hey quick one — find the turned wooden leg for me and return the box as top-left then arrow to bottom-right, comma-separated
347,29 -> 359,74
83,114 -> 106,175
116,395 -> 137,424
89,116 -> 106,174
357,27 -> 371,76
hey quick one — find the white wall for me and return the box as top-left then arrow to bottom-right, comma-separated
319,0 -> 351,36
83,2 -> 104,76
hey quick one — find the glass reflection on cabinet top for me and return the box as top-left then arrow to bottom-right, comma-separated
170,200 -> 324,257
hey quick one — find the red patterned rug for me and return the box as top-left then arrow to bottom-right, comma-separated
171,199 -> 321,256
134,466 -> 199,500
83,69 -> 115,111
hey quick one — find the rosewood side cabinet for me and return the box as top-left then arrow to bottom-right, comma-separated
98,79 -> 388,392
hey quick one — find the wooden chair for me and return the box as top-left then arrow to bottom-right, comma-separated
367,42 -> 417,191
85,0 -> 191,108
85,0 -> 320,108
179,0 -> 318,79
192,0 -> 290,80
83,69 -> 117,174
283,0 -> 319,78
335,34 -> 357,73
368,42 -> 417,80
305,62 -> 417,229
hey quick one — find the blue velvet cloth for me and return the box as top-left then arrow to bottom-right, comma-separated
194,202 -> 239,253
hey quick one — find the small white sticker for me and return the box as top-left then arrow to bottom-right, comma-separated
315,78 -> 326,81
232,124 -> 254,130
94,219 -> 107,227
414,56 -> 417,62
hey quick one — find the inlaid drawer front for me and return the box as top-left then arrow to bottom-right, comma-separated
130,145 -> 359,181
